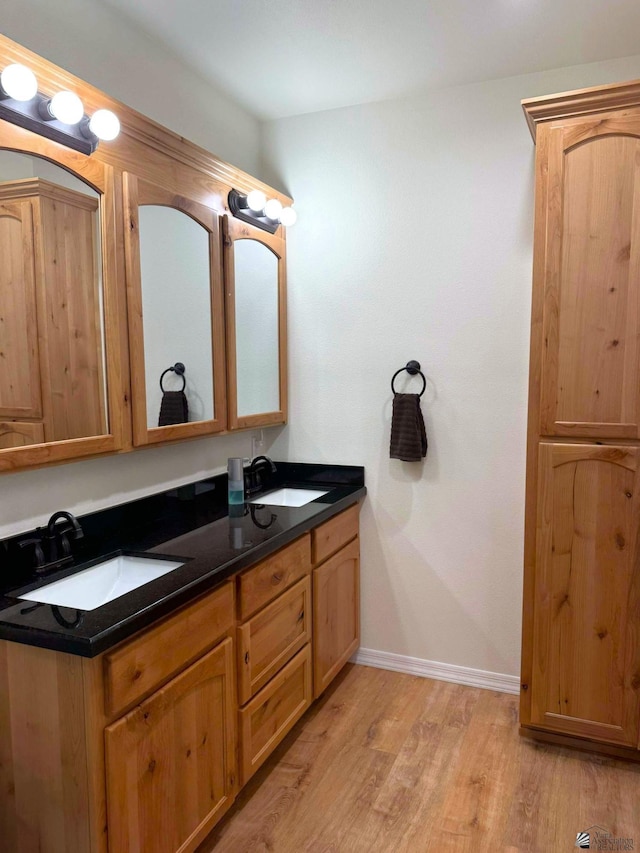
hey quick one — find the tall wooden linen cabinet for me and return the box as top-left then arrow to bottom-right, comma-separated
521,82 -> 640,758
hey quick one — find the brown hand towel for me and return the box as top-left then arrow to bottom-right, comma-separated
158,390 -> 189,426
390,393 -> 427,461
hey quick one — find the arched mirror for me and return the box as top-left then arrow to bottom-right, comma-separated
124,173 -> 226,445
0,123 -> 124,472
223,217 -> 287,429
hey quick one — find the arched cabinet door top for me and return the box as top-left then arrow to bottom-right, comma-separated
546,443 -> 638,472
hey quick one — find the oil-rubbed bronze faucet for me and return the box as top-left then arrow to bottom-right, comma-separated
20,510 -> 84,573
245,456 -> 277,496
45,511 -> 84,564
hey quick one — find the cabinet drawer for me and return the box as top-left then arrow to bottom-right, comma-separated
237,534 -> 311,621
237,576 -> 311,705
239,644 -> 312,785
104,581 -> 234,717
312,503 -> 359,565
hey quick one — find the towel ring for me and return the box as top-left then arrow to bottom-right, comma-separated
391,360 -> 426,397
159,362 -> 186,392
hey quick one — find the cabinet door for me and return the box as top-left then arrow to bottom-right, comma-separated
0,199 -> 42,420
539,119 -> 640,439
531,444 -> 640,745
313,537 -> 360,698
105,637 -> 236,853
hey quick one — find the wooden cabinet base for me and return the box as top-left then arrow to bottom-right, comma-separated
520,724 -> 640,762
0,511 -> 362,852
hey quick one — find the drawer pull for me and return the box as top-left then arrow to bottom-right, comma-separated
244,651 -> 250,665
272,572 -> 283,584
297,610 -> 304,623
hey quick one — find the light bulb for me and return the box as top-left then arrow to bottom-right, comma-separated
0,64 -> 38,102
280,206 -> 297,227
49,91 -> 84,125
89,109 -> 120,141
246,190 -> 266,212
264,198 -> 283,220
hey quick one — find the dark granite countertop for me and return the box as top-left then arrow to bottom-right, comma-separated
0,462 -> 365,657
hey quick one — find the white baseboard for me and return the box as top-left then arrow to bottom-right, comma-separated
351,647 -> 520,695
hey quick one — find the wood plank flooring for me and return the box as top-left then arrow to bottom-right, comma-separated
198,664 -> 640,852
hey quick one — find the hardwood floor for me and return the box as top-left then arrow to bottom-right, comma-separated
198,664 -> 640,852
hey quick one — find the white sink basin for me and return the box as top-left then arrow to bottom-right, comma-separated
248,487 -> 329,507
18,554 -> 184,611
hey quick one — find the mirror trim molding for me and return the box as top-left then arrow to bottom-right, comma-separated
124,173 -> 227,446
0,121 -> 130,473
223,216 -> 288,430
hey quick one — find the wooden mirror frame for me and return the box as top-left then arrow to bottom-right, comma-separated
0,120 -> 128,473
124,173 -> 227,445
223,216 -> 288,430
0,32 -> 293,472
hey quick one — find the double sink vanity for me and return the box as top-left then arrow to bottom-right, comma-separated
0,463 -> 365,852
0,32 -> 365,853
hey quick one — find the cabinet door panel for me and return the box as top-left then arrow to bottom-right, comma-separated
0,199 -> 41,419
531,444 -> 640,745
105,637 -> 236,853
540,124 -> 640,438
313,537 -> 360,698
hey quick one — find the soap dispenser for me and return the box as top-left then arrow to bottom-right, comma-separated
227,457 -> 245,506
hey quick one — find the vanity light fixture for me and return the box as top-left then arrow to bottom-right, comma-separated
228,188 -> 296,234
0,62 -> 120,155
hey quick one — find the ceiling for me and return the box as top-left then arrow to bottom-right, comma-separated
99,0 -> 640,120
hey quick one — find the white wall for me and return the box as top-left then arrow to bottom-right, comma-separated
262,53 -> 640,678
0,4 -> 275,539
0,0 -> 259,174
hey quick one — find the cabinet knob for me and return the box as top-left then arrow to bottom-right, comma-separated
244,651 -> 249,665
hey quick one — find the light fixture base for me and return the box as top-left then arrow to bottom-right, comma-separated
0,92 -> 98,154
228,189 -> 280,234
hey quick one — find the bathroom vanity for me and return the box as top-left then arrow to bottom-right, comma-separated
0,464 -> 365,853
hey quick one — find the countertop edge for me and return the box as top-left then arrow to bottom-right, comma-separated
0,487 -> 366,657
